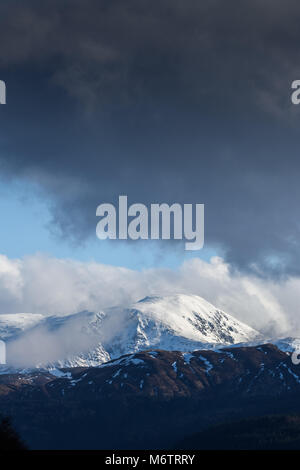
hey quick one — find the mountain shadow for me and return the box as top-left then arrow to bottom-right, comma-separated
177,414 -> 300,449
0,417 -> 26,450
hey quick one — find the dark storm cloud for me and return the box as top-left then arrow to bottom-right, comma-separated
1,0 -> 300,276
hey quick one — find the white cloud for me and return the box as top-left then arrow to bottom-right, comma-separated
0,253 -> 298,336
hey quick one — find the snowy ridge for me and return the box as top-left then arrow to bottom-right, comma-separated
0,294 -> 262,371
102,294 -> 260,358
0,313 -> 44,340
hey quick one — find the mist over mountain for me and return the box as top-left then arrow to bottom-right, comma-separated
0,293 -> 299,449
0,294 -> 261,370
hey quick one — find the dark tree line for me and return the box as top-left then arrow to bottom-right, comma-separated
0,417 -> 26,450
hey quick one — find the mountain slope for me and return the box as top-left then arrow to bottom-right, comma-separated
0,344 -> 300,449
177,415 -> 300,450
0,294 -> 260,370
101,294 -> 260,358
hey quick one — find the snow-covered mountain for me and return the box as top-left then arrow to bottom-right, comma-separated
0,294 -> 261,370
102,294 -> 260,356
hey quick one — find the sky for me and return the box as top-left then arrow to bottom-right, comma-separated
0,1 -> 300,332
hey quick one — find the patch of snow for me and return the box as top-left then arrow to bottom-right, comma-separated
182,352 -> 194,364
199,355 -> 213,374
148,351 -> 159,358
48,368 -> 72,379
282,363 -> 300,384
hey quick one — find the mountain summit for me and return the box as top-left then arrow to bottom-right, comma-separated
0,294 -> 260,370
102,294 -> 260,358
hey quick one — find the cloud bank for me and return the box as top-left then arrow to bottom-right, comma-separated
1,1 -> 300,275
0,253 -> 298,337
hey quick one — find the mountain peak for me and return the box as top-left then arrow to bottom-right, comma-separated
102,293 -> 260,359
0,293 -> 260,370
